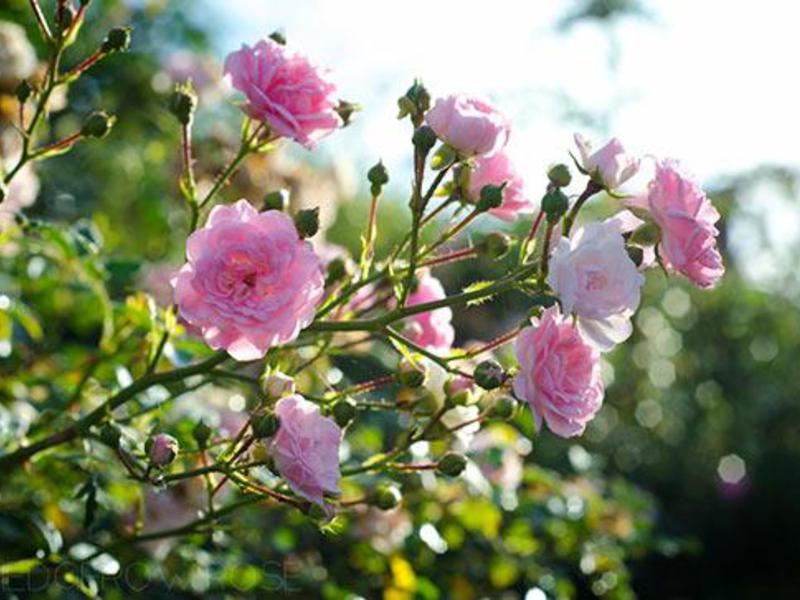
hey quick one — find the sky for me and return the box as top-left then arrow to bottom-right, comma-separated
208,0 -> 800,185
205,0 -> 800,295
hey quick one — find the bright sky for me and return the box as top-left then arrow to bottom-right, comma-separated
210,0 -> 800,185
208,0 -> 800,295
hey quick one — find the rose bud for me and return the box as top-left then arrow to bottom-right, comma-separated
261,371 -> 296,401
146,434 -> 179,467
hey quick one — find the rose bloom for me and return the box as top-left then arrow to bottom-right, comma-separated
224,39 -> 341,148
173,199 -> 324,361
574,133 -> 640,190
403,271 -> 455,353
512,306 -> 604,438
270,395 -> 342,507
548,216 -> 644,351
642,159 -> 724,288
0,164 -> 39,230
426,94 -> 510,157
466,151 -> 535,221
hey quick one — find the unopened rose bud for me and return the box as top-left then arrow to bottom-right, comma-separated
541,188 -> 569,223
99,423 -> 121,448
474,359 -> 506,390
268,29 -> 287,45
101,27 -> 132,54
412,125 -> 437,156
169,81 -> 197,126
430,144 -> 456,171
397,356 -> 427,388
263,189 -> 289,212
192,419 -> 213,450
444,376 -> 474,406
547,163 -> 572,188
15,80 -> 32,104
629,222 -> 660,246
146,433 -> 179,467
325,256 -> 348,285
626,245 -> 644,267
398,80 -> 430,125
335,100 -> 359,127
261,371 -> 296,400
294,207 -> 320,238
437,452 -> 467,477
252,413 -> 280,439
491,395 -> 518,419
81,111 -> 116,139
367,160 -> 389,196
476,184 -> 505,212
373,484 -> 402,510
478,232 -> 511,260
331,397 -> 357,427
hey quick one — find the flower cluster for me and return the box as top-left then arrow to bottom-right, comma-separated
0,11 -> 724,532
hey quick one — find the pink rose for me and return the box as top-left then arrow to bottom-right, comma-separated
426,94 -> 510,157
224,39 -> 341,148
173,200 -> 324,361
548,217 -> 644,351
270,395 -> 342,507
403,272 -> 455,353
466,151 -> 534,221
642,160 -> 724,288
574,133 -> 639,190
512,306 -> 604,438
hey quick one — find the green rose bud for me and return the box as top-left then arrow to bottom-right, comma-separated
263,189 -> 289,212
478,232 -> 511,260
81,111 -> 116,139
168,81 -> 197,126
412,125 -> 437,156
192,420 -> 213,450
474,359 -> 506,390
397,356 -> 428,388
373,484 -> 402,510
15,80 -> 32,104
491,395 -> 518,420
294,207 -> 320,238
331,397 -> 357,427
476,184 -> 505,212
367,160 -> 389,196
101,27 -> 132,54
251,413 -> 281,439
547,163 -> 572,188
268,29 -> 287,45
437,452 -> 467,477
335,100 -> 360,127
99,423 -> 121,449
541,188 -> 569,223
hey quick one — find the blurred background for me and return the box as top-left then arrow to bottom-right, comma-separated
1,0 -> 799,598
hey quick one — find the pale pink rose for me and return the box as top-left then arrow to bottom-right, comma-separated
548,217 -> 644,351
466,151 -> 534,221
404,272 -> 455,353
574,133 -> 639,190
172,199 -> 324,361
270,395 -> 342,507
642,159 -> 724,288
0,164 -> 40,229
426,94 -> 510,157
224,39 -> 341,148
512,306 -> 604,438
147,434 -> 179,466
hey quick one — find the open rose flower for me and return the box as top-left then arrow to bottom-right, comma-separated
270,395 -> 342,508
548,217 -> 644,351
224,39 -> 341,148
403,271 -> 455,353
640,159 -> 724,288
426,94 -> 510,157
513,306 -> 604,438
574,133 -> 639,190
173,199 -> 324,361
466,151 -> 534,221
